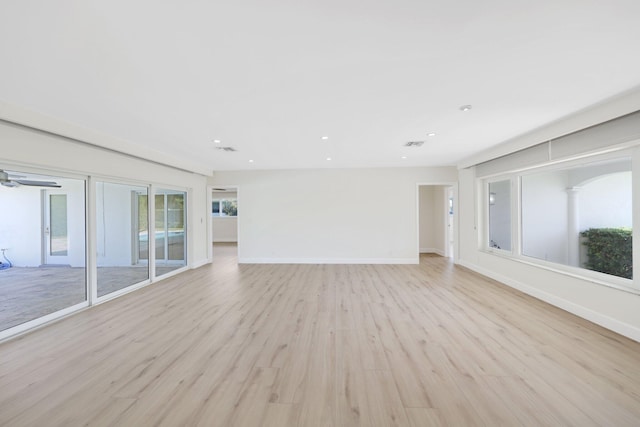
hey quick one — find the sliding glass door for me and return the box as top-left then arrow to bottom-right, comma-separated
0,169 -> 86,335
96,182 -> 150,298
0,169 -> 189,339
155,189 -> 187,277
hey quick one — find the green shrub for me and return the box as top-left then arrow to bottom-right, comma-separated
581,228 -> 632,279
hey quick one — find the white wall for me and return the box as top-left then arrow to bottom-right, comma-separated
0,177 -> 85,267
210,167 -> 457,263
457,88 -> 640,342
212,217 -> 238,242
0,185 -> 42,266
0,120 -> 210,270
419,186 -> 435,252
96,182 -> 140,267
212,191 -> 238,243
54,179 -> 86,267
433,186 -> 447,254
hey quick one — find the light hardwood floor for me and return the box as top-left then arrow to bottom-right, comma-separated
1,243 -> 640,426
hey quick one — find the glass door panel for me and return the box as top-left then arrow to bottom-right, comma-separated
167,193 -> 185,261
137,194 -> 149,261
49,194 -> 68,256
155,189 -> 186,277
0,171 -> 86,334
96,182 -> 150,297
155,194 -> 165,260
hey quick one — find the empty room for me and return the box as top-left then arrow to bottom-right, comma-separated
1,1 -> 640,426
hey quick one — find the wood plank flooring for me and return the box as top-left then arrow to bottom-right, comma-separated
1,243 -> 640,426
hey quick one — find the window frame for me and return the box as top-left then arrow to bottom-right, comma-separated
212,198 -> 238,217
484,176 -> 517,255
480,148 -> 637,294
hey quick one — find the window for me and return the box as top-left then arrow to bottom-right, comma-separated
521,157 -> 632,280
483,153 -> 633,285
488,180 -> 511,251
212,199 -> 237,217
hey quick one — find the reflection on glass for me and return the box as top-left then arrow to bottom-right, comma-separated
155,194 -> 165,260
138,194 -> 149,261
488,180 -> 511,251
155,189 -> 186,277
0,170 -> 86,332
167,194 -> 185,260
49,194 -> 68,256
521,157 -> 632,278
96,182 -> 150,297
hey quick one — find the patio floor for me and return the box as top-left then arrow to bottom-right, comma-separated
0,265 -> 181,332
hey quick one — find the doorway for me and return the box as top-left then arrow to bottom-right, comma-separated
42,190 -> 72,265
417,184 -> 455,259
211,187 -> 239,260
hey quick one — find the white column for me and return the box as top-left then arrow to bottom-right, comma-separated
567,187 -> 581,267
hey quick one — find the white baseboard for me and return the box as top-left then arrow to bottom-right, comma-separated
457,259 -> 640,343
420,248 -> 446,256
190,258 -> 211,269
238,257 -> 419,265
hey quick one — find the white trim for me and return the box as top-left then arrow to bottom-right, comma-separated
206,187 -> 213,262
0,301 -> 88,343
190,258 -> 211,269
420,248 -> 446,256
457,87 -> 640,169
483,249 -> 637,295
95,279 -> 152,304
238,257 -> 418,265
415,181 -> 459,264
209,184 -> 240,260
0,100 -> 212,175
478,149 -> 637,292
457,259 -> 640,343
87,176 -> 97,305
154,265 -> 189,280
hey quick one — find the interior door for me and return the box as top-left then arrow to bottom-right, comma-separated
43,190 -> 72,265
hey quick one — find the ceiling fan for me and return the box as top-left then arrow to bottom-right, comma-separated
0,170 -> 61,188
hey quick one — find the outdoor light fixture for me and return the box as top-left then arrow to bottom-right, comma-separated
489,192 -> 496,205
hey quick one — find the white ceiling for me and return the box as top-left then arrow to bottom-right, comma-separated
1,1 -> 640,173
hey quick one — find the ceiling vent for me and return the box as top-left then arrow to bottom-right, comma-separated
404,141 -> 424,147
216,146 -> 238,152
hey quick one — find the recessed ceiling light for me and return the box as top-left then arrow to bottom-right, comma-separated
427,132 -> 436,137
326,157 -> 332,161
213,139 -> 221,143
321,136 -> 329,140
248,159 -> 254,163
401,156 -> 407,159
459,105 -> 472,112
